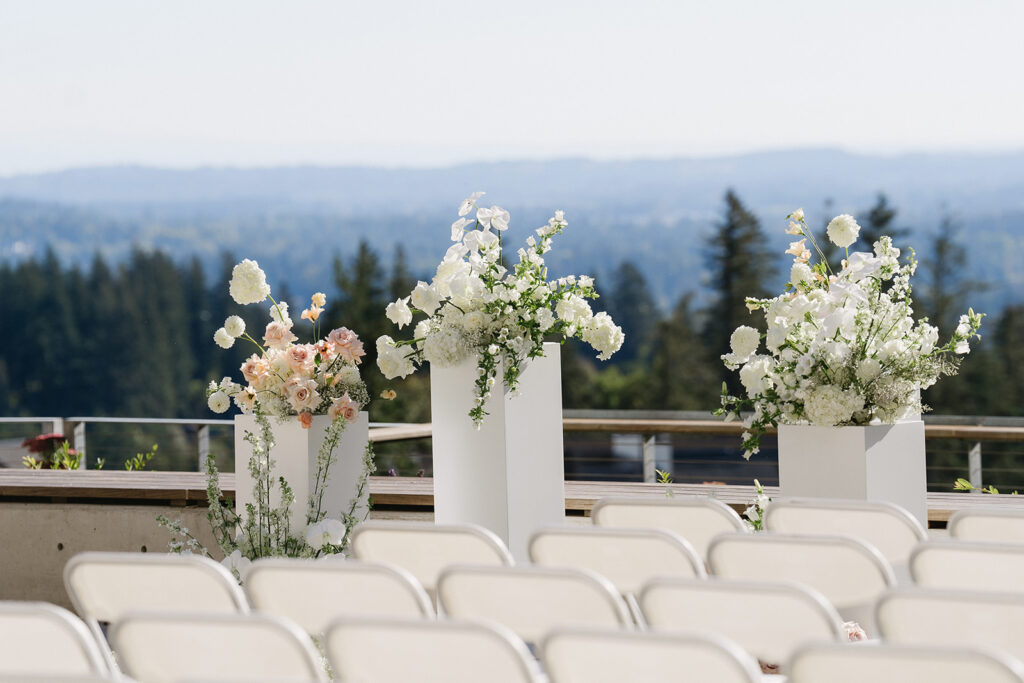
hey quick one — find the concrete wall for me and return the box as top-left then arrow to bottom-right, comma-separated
0,503 -> 221,610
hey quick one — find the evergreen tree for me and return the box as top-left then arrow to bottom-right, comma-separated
702,190 -> 776,391
388,245 -> 417,301
603,261 -> 659,366
856,194 -> 910,249
649,294 -> 719,410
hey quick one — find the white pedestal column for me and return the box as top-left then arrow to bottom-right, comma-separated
234,412 -> 370,536
430,342 -> 566,561
777,420 -> 927,526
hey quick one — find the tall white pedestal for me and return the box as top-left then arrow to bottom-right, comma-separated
431,342 -> 566,561
777,421 -> 927,526
234,412 -> 370,535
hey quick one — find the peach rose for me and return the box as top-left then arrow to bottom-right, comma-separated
844,621 -> 867,642
284,376 -> 320,412
264,321 -> 298,351
240,354 -> 271,386
298,412 -> 314,429
285,344 -> 316,374
329,392 -> 359,423
327,327 -> 366,365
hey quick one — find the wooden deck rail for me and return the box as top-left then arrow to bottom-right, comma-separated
2,470 -> 1022,525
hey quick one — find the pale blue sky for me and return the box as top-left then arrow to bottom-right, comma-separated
1,0 -> 1022,174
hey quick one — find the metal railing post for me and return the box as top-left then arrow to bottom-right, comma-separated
642,434 -> 657,482
969,441 -> 983,492
198,425 -> 210,472
73,422 -> 87,469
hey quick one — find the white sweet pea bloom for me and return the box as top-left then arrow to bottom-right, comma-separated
213,327 -> 234,349
489,206 -> 510,231
224,315 -> 245,338
458,191 -> 484,217
228,259 -> 271,305
385,297 -> 413,328
305,518 -> 346,550
207,390 -> 231,413
451,217 -> 472,241
221,549 -> 252,576
410,281 -> 440,316
376,336 -> 416,379
826,214 -> 861,248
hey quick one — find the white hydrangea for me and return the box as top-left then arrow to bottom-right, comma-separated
228,259 -> 271,305
224,315 -> 245,338
213,327 -> 234,349
581,312 -> 625,361
803,384 -> 864,426
333,365 -> 361,386
826,214 -> 861,248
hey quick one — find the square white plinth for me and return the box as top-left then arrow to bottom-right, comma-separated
234,412 -> 370,536
430,342 -> 566,561
777,421 -> 927,526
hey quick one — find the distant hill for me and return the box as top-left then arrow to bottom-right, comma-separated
1,149 -> 1022,313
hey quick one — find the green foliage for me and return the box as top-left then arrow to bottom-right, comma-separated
953,478 -> 1018,495
23,440 -> 81,470
124,444 -> 157,471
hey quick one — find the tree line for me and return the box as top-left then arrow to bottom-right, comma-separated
1,189 -> 1021,432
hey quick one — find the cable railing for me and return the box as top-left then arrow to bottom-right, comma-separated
3,412 -> 1024,491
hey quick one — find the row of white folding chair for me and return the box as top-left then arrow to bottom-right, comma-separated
0,601 -> 115,681
948,507 -> 1024,543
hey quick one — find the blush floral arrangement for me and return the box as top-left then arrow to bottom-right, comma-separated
717,210 -> 983,459
376,192 -> 625,426
160,259 -> 374,574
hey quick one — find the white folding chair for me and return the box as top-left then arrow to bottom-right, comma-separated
0,601 -> 112,679
350,521 -> 513,596
877,588 -> 1024,663
528,527 -> 705,597
789,641 -> 1024,683
244,558 -> 433,634
764,497 -> 926,582
110,611 -> 326,683
708,533 -> 895,631
591,496 -> 746,562
638,577 -> 844,667
437,565 -> 633,644
949,507 -> 1024,543
325,616 -> 543,683
541,627 -> 762,683
911,540 -> 1024,593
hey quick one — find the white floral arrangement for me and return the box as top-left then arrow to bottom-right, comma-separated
377,192 -> 625,425
717,209 -> 984,459
160,259 -> 374,572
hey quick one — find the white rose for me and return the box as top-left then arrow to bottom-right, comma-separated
729,326 -> 760,362
207,391 -> 231,413
826,214 -> 861,248
224,315 -> 245,338
410,281 -> 441,316
228,259 -> 271,305
213,327 -> 234,349
385,297 -> 413,328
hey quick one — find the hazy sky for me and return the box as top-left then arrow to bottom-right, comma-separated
1,0 -> 1022,174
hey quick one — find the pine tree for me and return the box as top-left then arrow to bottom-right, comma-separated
650,294 -> 719,410
388,245 -> 418,301
603,261 -> 659,366
857,194 -> 910,249
702,190 -> 776,391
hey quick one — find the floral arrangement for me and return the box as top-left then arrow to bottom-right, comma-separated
160,259 -> 374,573
742,479 -> 770,531
377,192 -> 625,425
717,210 -> 983,458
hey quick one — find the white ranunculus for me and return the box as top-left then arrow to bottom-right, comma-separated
385,297 -> 413,329
411,281 -> 441,316
729,326 -> 760,362
224,315 -> 245,338
790,261 -> 813,286
826,214 -> 861,248
207,390 -> 231,413
228,259 -> 271,305
213,327 -> 234,349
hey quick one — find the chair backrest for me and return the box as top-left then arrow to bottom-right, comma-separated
325,616 -> 542,683
708,533 -> 895,628
764,497 -> 926,569
949,507 -> 1024,543
244,558 -> 433,634
64,552 -> 247,625
110,611 -> 326,683
0,601 -> 111,678
437,565 -> 632,643
638,577 -> 844,665
350,521 -> 513,594
528,527 -> 705,595
790,642 -> 1024,683
541,627 -> 761,683
911,540 -> 1024,593
591,496 -> 746,561
877,588 -> 1024,663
